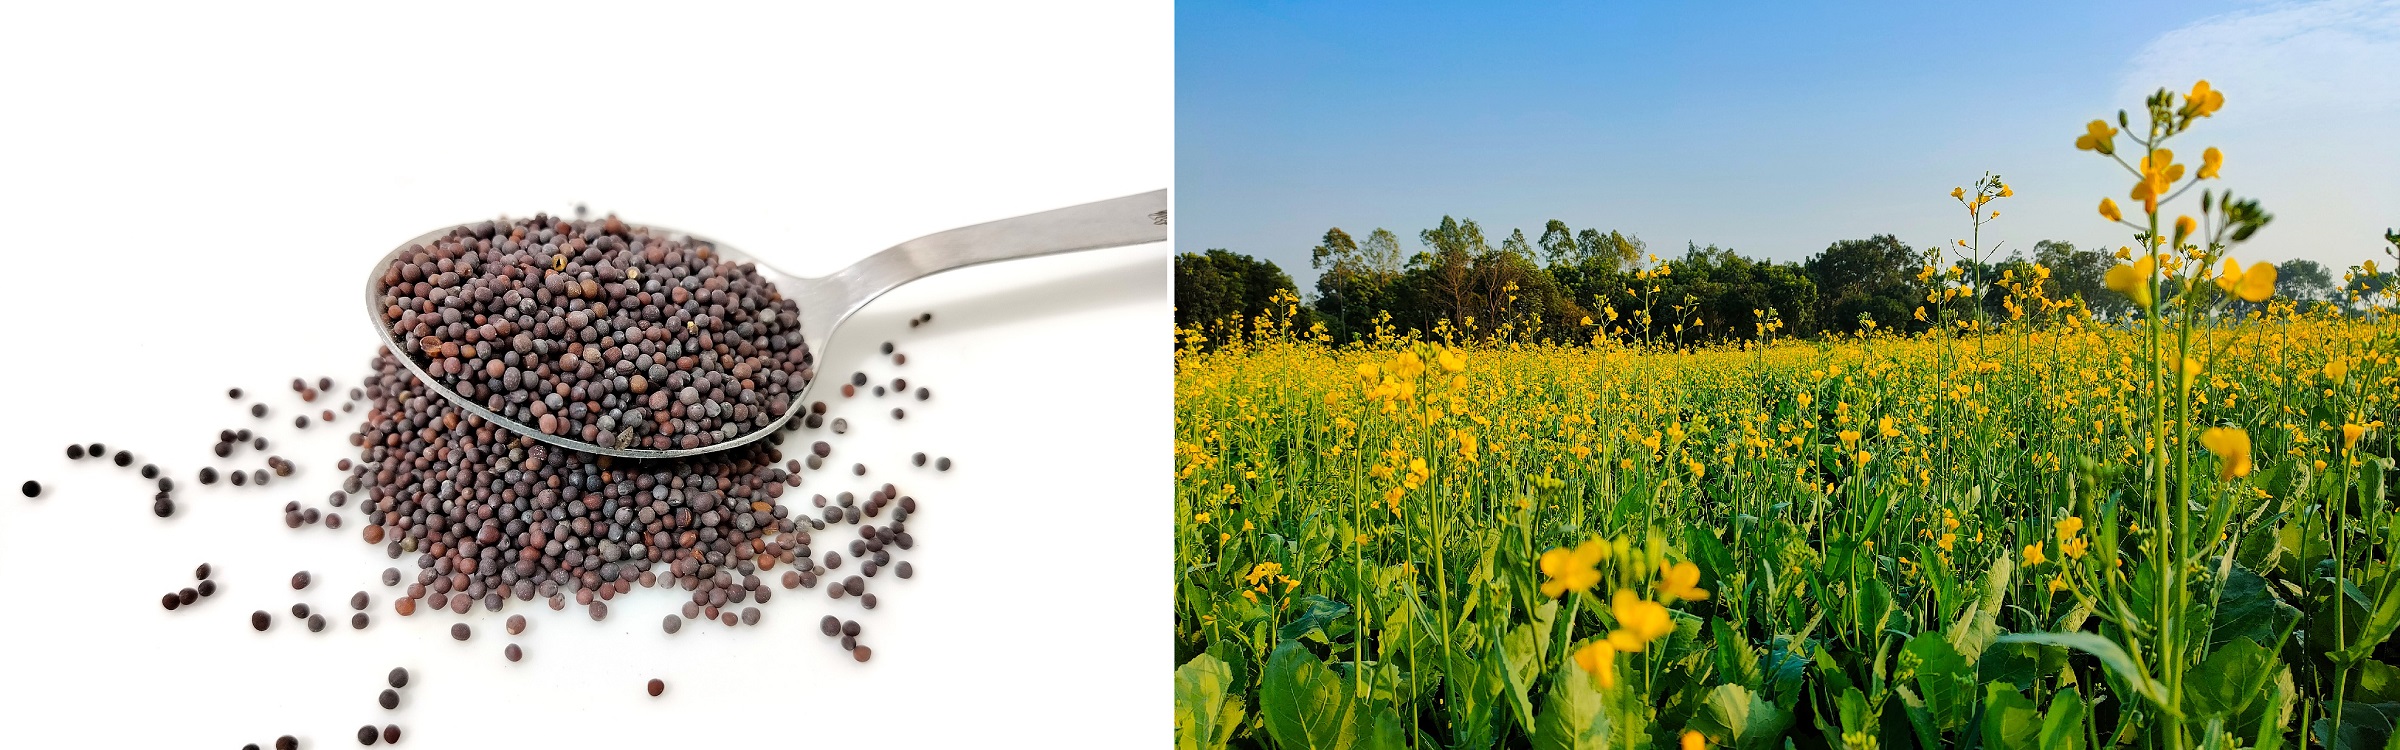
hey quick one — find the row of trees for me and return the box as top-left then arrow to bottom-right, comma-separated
1177,215 -> 2366,346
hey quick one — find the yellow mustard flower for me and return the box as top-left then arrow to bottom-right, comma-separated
2021,543 -> 2046,567
2074,119 -> 2117,154
2345,423 -> 2368,451
1684,730 -> 1707,750
1656,561 -> 1710,602
2174,215 -> 2197,246
1539,538 -> 1607,598
1573,640 -> 1618,690
2099,197 -> 2122,222
2199,146 -> 2222,179
2184,80 -> 2224,118
1606,589 -> 1675,652
2326,358 -> 2349,384
2131,149 -> 2184,213
2213,259 -> 2276,303
2104,255 -> 2156,306
2200,427 -> 2252,479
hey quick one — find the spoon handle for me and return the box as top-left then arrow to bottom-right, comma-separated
794,189 -> 1169,341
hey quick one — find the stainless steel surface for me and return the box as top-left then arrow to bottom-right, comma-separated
364,189 -> 1169,459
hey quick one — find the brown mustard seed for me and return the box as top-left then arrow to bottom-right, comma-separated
646,678 -> 665,697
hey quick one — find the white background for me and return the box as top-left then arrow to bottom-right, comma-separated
0,2 -> 1169,747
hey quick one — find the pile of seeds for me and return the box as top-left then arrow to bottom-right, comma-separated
370,215 -> 814,452
4,278 -> 955,744
162,563 -> 217,611
341,349 -> 817,623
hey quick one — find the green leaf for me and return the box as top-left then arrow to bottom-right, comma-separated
1977,641 -> 2039,689
2252,666 -> 2295,750
1715,619 -> 1764,691
1980,682 -> 2040,750
2185,637 -> 2278,722
1993,632 -> 2167,706
1205,638 -> 1250,691
2210,565 -> 2299,652
2039,687 -> 2087,750
1899,633 -> 1976,730
1687,683 -> 1795,750
2336,567 -> 2400,664
1501,623 -> 1543,729
1813,645 -> 1856,698
1760,645 -> 1810,712
2311,701 -> 2400,750
1533,656 -> 1610,750
1851,577 -> 1893,640
1175,653 -> 1245,750
1831,686 -> 1878,750
2361,660 -> 2400,704
1687,526 -> 1735,597
1947,555 -> 2013,662
1278,595 -> 1354,643
1260,641 -> 1386,750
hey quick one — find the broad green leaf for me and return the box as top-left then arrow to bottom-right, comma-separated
2039,687 -> 2087,750
1687,683 -> 1795,750
1760,645 -> 1810,711
1205,638 -> 1249,691
2362,660 -> 2400,704
1980,682 -> 2040,750
2185,637 -> 2279,722
1899,633 -> 1976,730
1279,594 -> 1354,643
1852,578 -> 1893,640
1994,632 -> 2168,706
1175,653 -> 1245,750
1714,619 -> 1764,691
1533,656 -> 1610,750
2313,702 -> 2400,750
1259,641 -> 1373,750
1832,687 -> 1877,750
1978,641 -> 2039,689
1947,555 -> 2013,662
1813,645 -> 1856,698
1893,684 -> 1942,750
1687,526 -> 1735,597
2210,565 -> 2299,652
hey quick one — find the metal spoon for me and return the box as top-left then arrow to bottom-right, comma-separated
364,189 -> 1168,460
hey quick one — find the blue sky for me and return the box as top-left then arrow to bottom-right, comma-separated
1178,0 -> 2400,291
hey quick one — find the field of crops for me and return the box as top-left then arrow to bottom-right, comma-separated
1173,80 -> 2400,750
1175,306 -> 2396,749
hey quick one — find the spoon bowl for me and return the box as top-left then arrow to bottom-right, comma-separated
364,189 -> 1168,459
